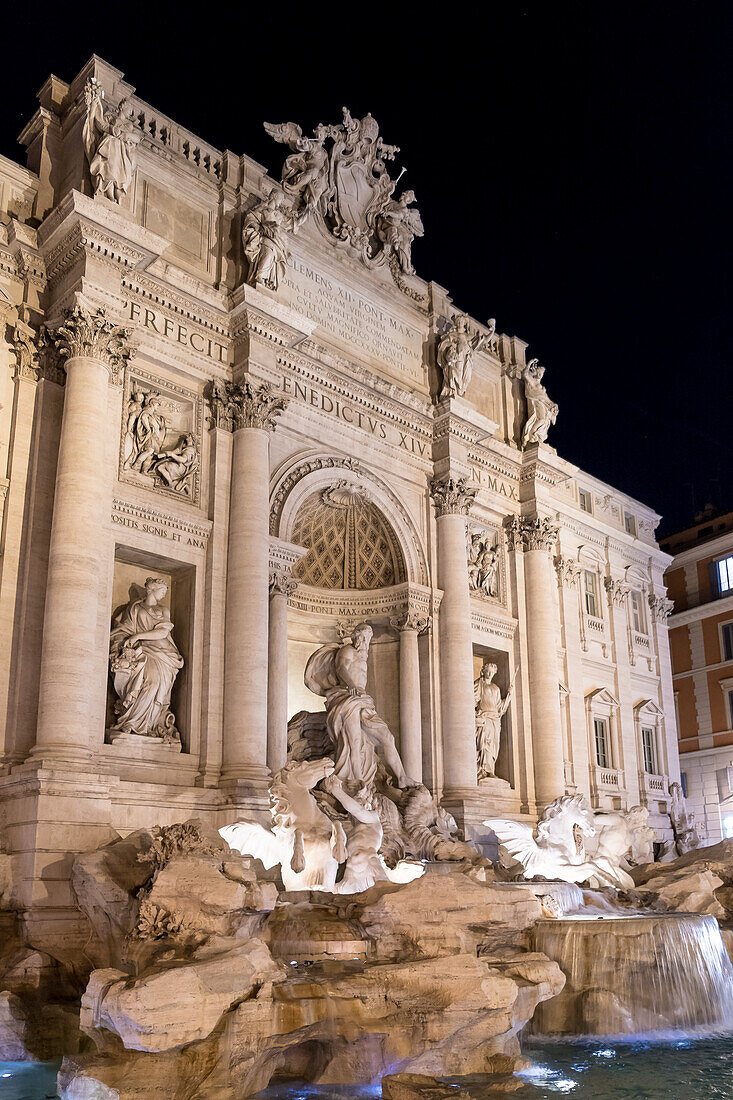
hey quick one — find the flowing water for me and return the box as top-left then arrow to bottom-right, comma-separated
532,911 -> 733,1036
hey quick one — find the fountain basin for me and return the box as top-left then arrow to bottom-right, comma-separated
531,911 -> 733,1037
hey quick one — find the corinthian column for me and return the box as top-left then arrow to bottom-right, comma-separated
209,380 -> 287,795
390,610 -> 430,783
508,515 -> 564,805
33,306 -> 133,764
268,567 -> 297,774
431,477 -> 478,799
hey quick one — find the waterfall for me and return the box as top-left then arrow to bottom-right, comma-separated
531,913 -> 733,1036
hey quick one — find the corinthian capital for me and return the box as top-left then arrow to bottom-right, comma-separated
604,576 -> 631,607
269,567 -> 298,597
649,593 -> 674,622
206,378 -> 287,432
430,476 -> 477,517
554,555 -> 582,587
52,305 -> 133,378
505,514 -> 558,553
390,609 -> 431,633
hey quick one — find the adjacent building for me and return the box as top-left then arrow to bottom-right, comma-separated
662,509 -> 733,843
0,56 -> 681,953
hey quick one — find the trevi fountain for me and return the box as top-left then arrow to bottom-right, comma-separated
0,56 -> 731,1099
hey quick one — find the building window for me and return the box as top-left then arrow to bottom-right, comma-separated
715,555 -> 733,596
584,570 -> 599,617
624,512 -> 637,536
594,717 -> 611,768
728,690 -> 733,728
641,727 -> 656,774
680,771 -> 688,797
579,489 -> 592,513
722,622 -> 733,661
631,590 -> 647,633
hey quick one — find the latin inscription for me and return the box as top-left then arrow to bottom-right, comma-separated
469,464 -> 518,501
124,300 -> 228,364
111,502 -> 210,550
281,258 -> 425,384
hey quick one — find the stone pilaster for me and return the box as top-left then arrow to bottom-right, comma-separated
430,477 -> 478,805
268,567 -> 298,775
31,305 -> 132,764
210,380 -> 287,800
507,514 -> 564,807
390,609 -> 430,784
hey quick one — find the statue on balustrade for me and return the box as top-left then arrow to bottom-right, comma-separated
304,622 -> 416,792
263,121 -> 333,225
243,189 -> 294,292
109,577 -> 184,744
474,662 -> 515,780
83,78 -> 140,203
438,314 -> 495,399
375,190 -> 424,276
521,359 -> 558,447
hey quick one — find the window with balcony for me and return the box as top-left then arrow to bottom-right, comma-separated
594,717 -> 611,768
584,570 -> 599,617
631,590 -> 647,634
641,726 -> 656,774
579,488 -> 592,514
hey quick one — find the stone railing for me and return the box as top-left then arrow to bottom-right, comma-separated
592,764 -> 625,794
639,770 -> 669,804
632,631 -> 650,650
587,615 -> 605,636
130,98 -> 223,179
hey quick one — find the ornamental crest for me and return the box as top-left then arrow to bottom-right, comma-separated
264,109 -> 424,297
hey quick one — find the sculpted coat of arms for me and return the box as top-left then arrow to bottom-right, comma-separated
263,108 -> 424,295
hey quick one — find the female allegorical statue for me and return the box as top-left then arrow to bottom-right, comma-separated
83,78 -> 140,204
109,577 -> 184,744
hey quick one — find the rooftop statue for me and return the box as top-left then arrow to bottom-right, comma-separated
243,189 -> 296,292
264,108 -> 423,291
438,314 -> 496,399
521,358 -> 558,447
83,78 -> 140,204
485,794 -> 636,889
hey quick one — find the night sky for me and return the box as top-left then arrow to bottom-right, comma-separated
2,4 -> 729,535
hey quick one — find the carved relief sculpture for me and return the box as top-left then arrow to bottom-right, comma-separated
521,359 -> 558,447
264,108 -> 424,293
109,578 -> 184,745
150,433 -> 198,494
467,531 -> 500,598
122,385 -> 199,498
243,190 -> 295,292
83,78 -> 140,203
438,314 -> 496,399
474,662 -> 515,780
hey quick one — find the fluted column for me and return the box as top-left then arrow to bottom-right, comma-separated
431,477 -> 478,797
209,380 -> 286,791
508,515 -> 564,805
268,567 -> 297,774
391,610 -> 430,783
32,306 -> 133,763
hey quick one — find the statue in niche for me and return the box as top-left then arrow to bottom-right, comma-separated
474,662 -> 515,780
375,190 -> 424,276
304,623 -> 417,792
485,794 -> 636,889
467,532 -> 499,598
521,358 -> 558,447
242,190 -> 295,292
109,577 -> 184,744
263,121 -> 334,224
83,78 -> 140,203
149,433 -> 198,496
438,314 -> 496,399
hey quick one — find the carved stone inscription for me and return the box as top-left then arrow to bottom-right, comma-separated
281,257 -> 425,384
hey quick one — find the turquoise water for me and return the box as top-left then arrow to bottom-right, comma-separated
3,1039 -> 733,1098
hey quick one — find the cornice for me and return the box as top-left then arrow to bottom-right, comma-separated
122,274 -> 229,337
111,496 -> 212,541
470,606 -> 518,639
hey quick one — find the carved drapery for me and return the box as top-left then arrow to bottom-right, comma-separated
429,476 -> 477,517
505,514 -> 558,553
51,305 -> 133,380
206,378 -> 287,432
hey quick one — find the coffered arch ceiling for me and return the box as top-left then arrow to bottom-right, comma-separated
292,483 -> 407,590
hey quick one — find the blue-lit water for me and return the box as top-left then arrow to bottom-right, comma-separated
3,1038 -> 733,1098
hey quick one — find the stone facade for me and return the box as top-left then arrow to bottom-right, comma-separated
662,510 -> 733,844
0,56 -> 679,954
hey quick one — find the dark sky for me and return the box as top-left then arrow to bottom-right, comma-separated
2,3 -> 729,534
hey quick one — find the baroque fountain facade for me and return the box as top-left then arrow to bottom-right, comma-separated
0,54 -> 730,1098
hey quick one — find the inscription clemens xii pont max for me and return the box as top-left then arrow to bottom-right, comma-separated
281,257 -> 425,384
